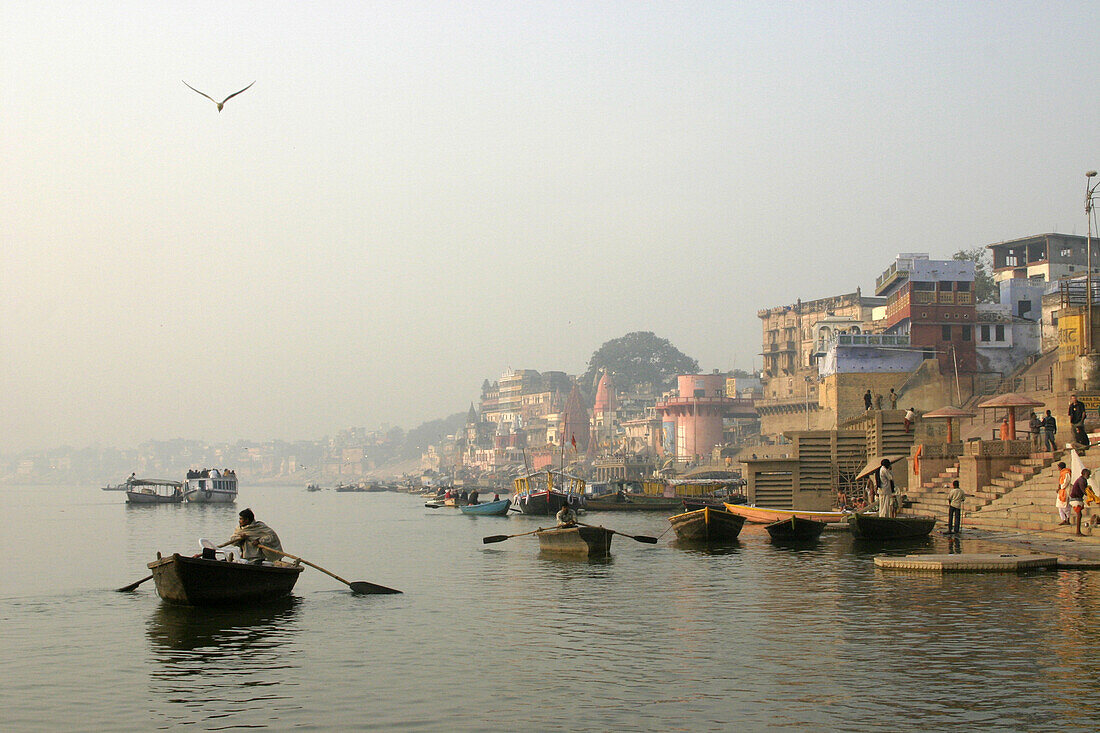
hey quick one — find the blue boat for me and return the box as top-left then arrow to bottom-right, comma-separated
460,499 -> 512,516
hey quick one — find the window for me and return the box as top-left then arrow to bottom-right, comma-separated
961,325 -> 972,341
980,325 -> 991,342
995,325 -> 1005,341
957,281 -> 971,291
1006,256 -> 1018,266
942,325 -> 952,340
1018,300 -> 1032,317
1062,248 -> 1073,257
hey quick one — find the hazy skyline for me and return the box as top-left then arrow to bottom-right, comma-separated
4,2 -> 1100,452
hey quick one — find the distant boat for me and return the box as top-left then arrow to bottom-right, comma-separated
305,483 -> 322,492
765,515 -> 827,541
460,499 -> 512,516
182,469 -> 238,503
848,513 -> 936,540
125,478 -> 184,504
536,525 -> 613,557
668,506 -> 745,542
148,553 -> 303,606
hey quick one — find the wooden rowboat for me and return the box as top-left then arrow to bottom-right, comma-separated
848,513 -> 936,540
460,499 -> 512,516
147,553 -> 304,606
724,503 -> 849,524
668,506 -> 745,542
765,515 -> 827,541
536,525 -> 613,557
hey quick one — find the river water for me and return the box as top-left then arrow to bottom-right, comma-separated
2,483 -> 1099,731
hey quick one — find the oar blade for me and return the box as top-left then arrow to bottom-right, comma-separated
483,535 -> 510,544
633,535 -> 659,544
116,575 -> 153,592
349,581 -> 402,595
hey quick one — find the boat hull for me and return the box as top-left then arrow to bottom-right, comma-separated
460,499 -> 512,516
148,554 -> 304,606
183,489 -> 237,503
765,516 -> 827,541
724,503 -> 849,524
848,513 -> 936,540
668,507 -> 746,542
512,490 -> 583,516
536,526 -> 613,557
126,490 -> 183,504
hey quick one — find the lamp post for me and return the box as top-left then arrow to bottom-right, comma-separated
1086,171 -> 1099,353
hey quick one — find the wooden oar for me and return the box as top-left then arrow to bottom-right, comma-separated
255,544 -> 401,595
576,521 -> 659,544
116,574 -> 153,592
482,527 -> 545,544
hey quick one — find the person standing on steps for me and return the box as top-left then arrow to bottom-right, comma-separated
1070,468 -> 1091,536
864,389 -> 873,411
904,407 -> 916,433
1042,410 -> 1058,452
1029,412 -> 1043,451
946,480 -> 965,535
889,388 -> 898,410
1056,461 -> 1072,525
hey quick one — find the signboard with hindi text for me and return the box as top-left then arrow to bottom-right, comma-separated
1060,313 -> 1084,362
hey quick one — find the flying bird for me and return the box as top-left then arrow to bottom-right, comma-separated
181,80 -> 255,112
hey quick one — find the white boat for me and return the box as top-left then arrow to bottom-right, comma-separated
125,478 -> 184,504
182,469 -> 239,503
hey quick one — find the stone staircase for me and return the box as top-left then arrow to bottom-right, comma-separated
966,449 -> 1091,535
905,452 -> 1065,525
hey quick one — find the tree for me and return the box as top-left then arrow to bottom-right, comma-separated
581,332 -> 700,397
952,247 -> 998,304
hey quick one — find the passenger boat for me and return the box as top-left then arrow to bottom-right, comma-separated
147,553 -> 304,606
848,513 -> 936,540
182,469 -> 238,503
668,506 -> 746,542
584,493 -> 684,512
535,525 -> 613,557
305,483 -> 322,492
724,503 -> 849,524
460,498 -> 512,516
126,478 -> 184,504
765,515 -> 828,541
511,470 -> 586,516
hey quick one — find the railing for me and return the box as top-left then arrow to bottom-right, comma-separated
918,443 -> 964,459
963,439 -> 1032,458
836,333 -> 911,347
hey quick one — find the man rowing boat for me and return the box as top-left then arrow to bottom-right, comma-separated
219,508 -> 283,562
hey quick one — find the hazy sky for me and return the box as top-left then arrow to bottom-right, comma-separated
3,2 -> 1099,452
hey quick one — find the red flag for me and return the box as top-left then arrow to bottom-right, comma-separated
571,434 -> 577,451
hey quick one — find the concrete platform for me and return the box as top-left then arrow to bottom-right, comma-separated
874,553 -> 1059,573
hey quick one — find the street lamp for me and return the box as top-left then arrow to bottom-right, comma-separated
1087,171 -> 1100,353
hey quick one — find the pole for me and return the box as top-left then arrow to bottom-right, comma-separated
804,377 -> 810,430
1087,171 -> 1098,354
952,346 -> 961,406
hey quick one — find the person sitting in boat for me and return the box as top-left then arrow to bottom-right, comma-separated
219,508 -> 283,563
556,503 -> 578,528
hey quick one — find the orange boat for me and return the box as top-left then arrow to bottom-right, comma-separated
723,503 -> 850,525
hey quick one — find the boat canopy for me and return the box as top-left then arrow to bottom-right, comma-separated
127,478 -> 183,488
513,469 -> 586,495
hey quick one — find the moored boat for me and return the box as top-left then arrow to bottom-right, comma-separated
460,499 -> 512,516
147,553 -> 304,606
724,503 -> 849,525
848,513 -> 936,540
126,478 -> 184,504
536,525 -> 613,557
668,506 -> 746,542
511,470 -> 586,516
765,515 -> 828,541
182,468 -> 238,503
585,493 -> 684,512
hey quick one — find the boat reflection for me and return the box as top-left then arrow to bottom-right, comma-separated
669,539 -> 743,556
146,598 -> 303,726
